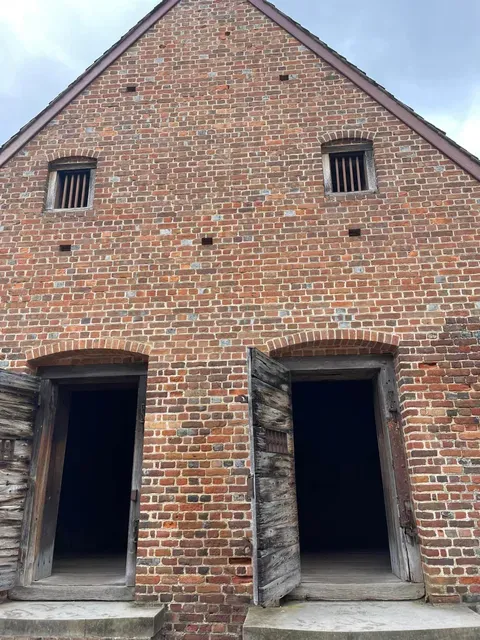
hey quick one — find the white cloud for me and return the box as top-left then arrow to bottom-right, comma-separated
424,89 -> 480,158
0,0 -> 157,94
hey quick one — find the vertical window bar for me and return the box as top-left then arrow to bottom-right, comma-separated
81,173 -> 87,207
61,174 -> 68,209
355,155 -> 361,191
349,156 -> 355,192
68,174 -> 75,208
335,157 -> 340,193
74,173 -> 81,208
362,153 -> 368,190
341,156 -> 347,192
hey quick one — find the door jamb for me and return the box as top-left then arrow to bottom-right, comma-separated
16,364 -> 148,591
278,354 -> 423,584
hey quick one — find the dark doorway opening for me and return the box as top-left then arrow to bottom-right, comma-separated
292,379 -> 391,586
293,379 -> 388,553
39,383 -> 138,586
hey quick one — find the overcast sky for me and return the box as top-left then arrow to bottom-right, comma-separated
1,0 -> 479,156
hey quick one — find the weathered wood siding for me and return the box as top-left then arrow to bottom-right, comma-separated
0,371 -> 39,589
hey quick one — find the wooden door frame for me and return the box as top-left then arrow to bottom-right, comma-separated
277,354 -> 423,585
15,364 -> 148,595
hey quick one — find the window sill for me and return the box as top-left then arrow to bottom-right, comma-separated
325,189 -> 378,199
43,207 -> 93,214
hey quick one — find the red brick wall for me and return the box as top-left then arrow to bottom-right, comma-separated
1,0 -> 480,636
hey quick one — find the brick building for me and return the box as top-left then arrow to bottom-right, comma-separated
0,0 -> 480,638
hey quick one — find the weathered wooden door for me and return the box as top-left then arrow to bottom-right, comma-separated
248,348 -> 300,606
126,376 -> 147,586
34,386 -> 70,580
0,370 -> 41,589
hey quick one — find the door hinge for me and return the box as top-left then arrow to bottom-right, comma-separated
133,519 -> 140,545
247,475 -> 255,501
387,389 -> 398,414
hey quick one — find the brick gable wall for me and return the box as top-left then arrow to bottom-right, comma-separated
1,0 -> 480,637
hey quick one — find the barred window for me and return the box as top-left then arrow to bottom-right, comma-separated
322,141 -> 376,195
46,158 -> 96,211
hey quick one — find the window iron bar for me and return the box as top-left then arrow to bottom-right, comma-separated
56,169 -> 91,209
330,150 -> 367,194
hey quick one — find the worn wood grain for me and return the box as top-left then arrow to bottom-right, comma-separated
126,376 -> 147,587
0,371 -> 40,590
256,498 -> 298,532
258,544 -> 301,582
251,378 -> 291,414
251,401 -> 291,432
255,451 -> 292,478
256,476 -> 296,502
376,365 -> 423,584
19,379 -> 58,586
248,348 -> 300,607
258,567 -> 302,606
250,350 -> 290,390
9,584 -> 134,601
0,371 -> 40,394
259,524 -> 299,551
289,581 -> 425,601
35,388 -> 71,580
39,363 -> 147,380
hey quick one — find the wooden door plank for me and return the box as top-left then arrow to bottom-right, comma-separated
0,371 -> 41,590
251,402 -> 292,432
251,378 -> 291,413
34,388 -> 71,580
250,350 -> 290,390
19,380 -> 58,586
248,348 -> 301,607
126,376 -> 147,587
376,364 -> 423,584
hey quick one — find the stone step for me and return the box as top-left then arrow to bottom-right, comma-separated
0,601 -> 165,638
243,601 -> 480,640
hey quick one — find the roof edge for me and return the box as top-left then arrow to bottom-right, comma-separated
0,0 -> 182,168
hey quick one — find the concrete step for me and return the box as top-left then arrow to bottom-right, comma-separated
243,601 -> 480,640
0,601 -> 165,638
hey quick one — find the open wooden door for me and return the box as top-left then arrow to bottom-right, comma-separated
375,365 -> 423,584
247,348 -> 300,607
126,375 -> 147,586
34,387 -> 70,580
0,370 -> 41,589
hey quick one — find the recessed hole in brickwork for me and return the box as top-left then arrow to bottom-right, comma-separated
126,85 -> 137,93
348,228 -> 362,237
201,237 -> 214,246
229,557 -> 251,565
225,31 -> 231,36
59,244 -> 72,252
279,74 -> 290,81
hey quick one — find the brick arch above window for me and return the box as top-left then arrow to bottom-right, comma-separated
264,329 -> 400,357
25,338 -> 153,366
45,149 -> 100,163
318,130 -> 376,145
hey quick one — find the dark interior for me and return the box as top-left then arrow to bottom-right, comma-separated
292,379 -> 389,553
54,385 -> 137,558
